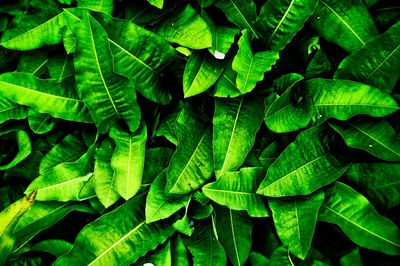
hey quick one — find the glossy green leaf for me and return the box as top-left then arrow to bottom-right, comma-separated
154,4 -> 212,49
55,194 -> 175,265
183,51 -> 224,98
94,138 -> 119,208
171,234 -> 189,266
203,167 -> 269,217
109,122 -> 147,200
142,147 -> 174,184
28,110 -> 57,135
257,126 -> 348,197
329,117 -> 400,161
256,0 -> 319,51
335,21 -> 400,93
31,239 -> 73,257
134,240 -> 171,266
147,0 -> 163,9
214,205 -> 253,266
232,30 -> 279,94
77,0 -> 114,14
48,53 -> 74,81
0,73 -> 92,123
268,190 -> 324,260
17,49 -> 48,76
319,182 -> 400,255
0,128 -> 31,170
0,95 -> 28,125
212,57 -> 242,98
310,0 -> 378,53
213,91 -> 265,177
145,170 -> 187,223
304,79 -> 399,126
215,0 -> 259,39
182,220 -> 227,266
273,73 -> 304,94
0,190 -> 36,265
167,104 -> 213,194
74,15 -> 141,133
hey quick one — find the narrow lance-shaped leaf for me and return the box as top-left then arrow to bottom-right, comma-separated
55,194 -> 176,265
232,30 -> 279,94
74,14 -> 141,133
203,167 -> 270,217
167,103 -> 213,194
153,4 -> 212,49
329,117 -> 400,162
94,138 -> 119,208
256,0 -> 319,51
304,79 -> 399,126
214,205 -> 253,266
214,92 -> 265,177
0,190 -> 36,265
318,182 -> 400,255
0,73 -> 92,123
310,0 -> 378,53
109,122 -> 147,201
268,190 -> 325,260
183,50 -> 224,98
77,0 -> 114,14
335,21 -> 400,93
215,0 -> 259,39
257,126 -> 349,197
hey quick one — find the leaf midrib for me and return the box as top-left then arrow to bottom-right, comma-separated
229,0 -> 259,39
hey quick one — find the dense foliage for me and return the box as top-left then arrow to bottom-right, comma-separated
1,0 -> 400,265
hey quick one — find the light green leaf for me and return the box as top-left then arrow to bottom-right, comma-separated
167,104 -> 213,194
329,117 -> 400,161
232,30 -> 279,94
203,167 -> 269,217
256,0 -> 319,51
214,205 -> 253,266
145,170 -> 187,223
212,57 -> 242,98
77,0 -> 114,14
0,190 -> 36,265
335,21 -> 400,93
134,240 -> 171,266
257,126 -> 348,197
310,0 -> 378,53
28,110 -> 57,135
153,4 -> 212,49
0,73 -> 92,123
0,95 -> 28,125
74,14 -> 141,133
304,79 -> 399,126
268,190 -> 325,260
94,138 -> 119,208
319,182 -> 400,255
55,194 -> 175,265
1,9 -> 67,50
213,92 -> 266,177
215,0 -> 259,39
182,220 -> 227,266
147,0 -> 163,9
109,122 -> 147,200
183,51 -> 224,98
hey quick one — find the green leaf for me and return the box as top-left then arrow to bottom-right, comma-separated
55,194 -> 176,265
182,220 -> 227,266
203,167 -> 269,217
147,0 -> 163,9
257,126 -> 348,197
74,14 -> 141,133
232,30 -> 279,94
214,205 -> 253,266
145,170 -> 187,223
109,122 -> 147,200
273,73 -> 304,94
28,111 -> 57,135
0,190 -> 36,265
31,239 -> 73,257
335,21 -> 400,93
212,57 -> 242,98
142,147 -> 174,184
0,128 -> 31,170
256,0 -> 319,51
319,182 -> 400,255
310,0 -> 378,53
1,9 -> 67,50
345,162 -> 400,209
329,117 -> 400,161
171,235 -> 189,266
0,94 -> 28,125
167,103 -> 213,194
154,4 -> 212,49
77,0 -> 114,14
0,73 -> 92,123
48,52 -> 74,81
213,91 -> 265,177
94,138 -> 119,208
172,198 -> 194,236
134,240 -> 171,266
215,0 -> 259,39
339,248 -> 363,266
268,190 -> 325,260
183,51 -> 224,98
17,49 -> 48,76
304,79 -> 399,126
